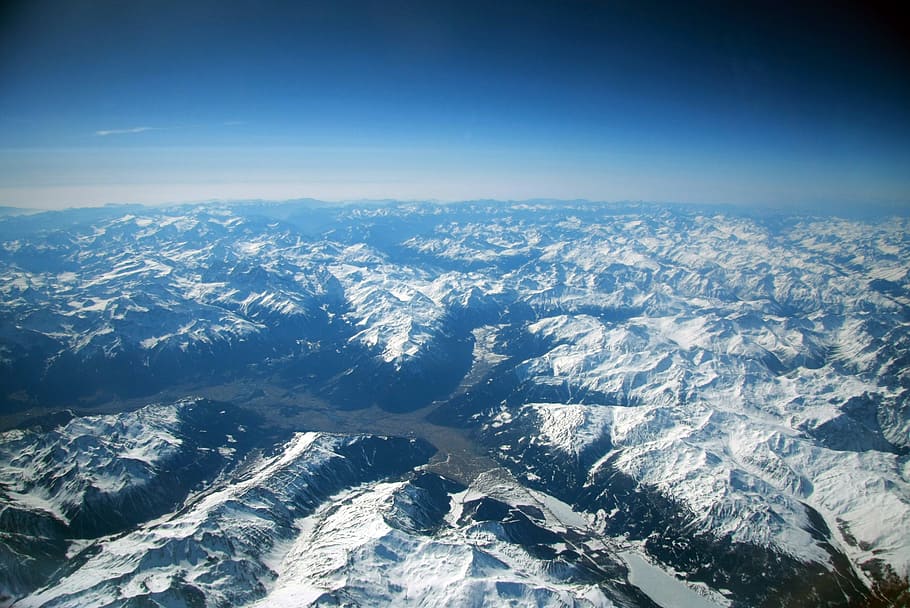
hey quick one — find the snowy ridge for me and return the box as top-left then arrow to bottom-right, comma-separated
328,244 -> 449,363
0,398 -> 265,604
0,209 -> 330,361
489,404 -> 612,460
1,201 -> 909,605
256,477 -> 616,607
519,309 -> 910,568
0,401 -> 187,525
16,432 -> 433,608
488,394 -> 910,577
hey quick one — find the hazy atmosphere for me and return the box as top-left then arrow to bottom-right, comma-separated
1,0 -> 909,210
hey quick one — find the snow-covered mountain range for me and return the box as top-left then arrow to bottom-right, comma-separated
0,200 -> 908,607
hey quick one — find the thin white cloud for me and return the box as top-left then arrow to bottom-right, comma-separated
94,121 -> 244,136
94,126 -> 159,136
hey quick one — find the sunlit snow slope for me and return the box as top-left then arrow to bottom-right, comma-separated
1,200 -> 908,607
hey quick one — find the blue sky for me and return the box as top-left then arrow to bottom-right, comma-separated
1,0 -> 909,210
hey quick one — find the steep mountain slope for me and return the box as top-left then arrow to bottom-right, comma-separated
0,398 -> 263,603
255,471 -> 653,608
4,406 -> 659,608
1,200 -> 908,606
16,429 -> 434,608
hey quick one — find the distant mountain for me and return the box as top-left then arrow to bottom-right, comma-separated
0,208 -> 39,218
1,200 -> 908,606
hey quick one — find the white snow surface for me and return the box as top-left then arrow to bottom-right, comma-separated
2,202 -> 910,593
0,401 -> 186,523
256,473 -> 615,608
18,433 -> 617,608
16,432 -> 365,608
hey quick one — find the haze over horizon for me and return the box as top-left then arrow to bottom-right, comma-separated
1,0 -> 909,211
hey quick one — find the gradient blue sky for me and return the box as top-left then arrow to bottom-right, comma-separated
1,0 -> 909,210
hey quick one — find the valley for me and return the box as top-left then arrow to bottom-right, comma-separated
1,200 -> 908,607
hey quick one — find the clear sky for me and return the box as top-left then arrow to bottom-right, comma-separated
1,0 -> 909,211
